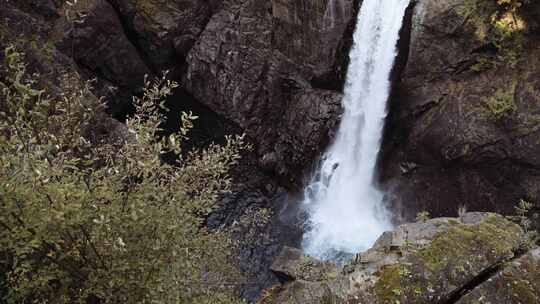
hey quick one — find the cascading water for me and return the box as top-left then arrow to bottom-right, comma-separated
302,0 -> 411,260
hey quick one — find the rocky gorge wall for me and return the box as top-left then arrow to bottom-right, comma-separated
51,0 -> 360,184
380,0 -> 540,222
1,0 -> 360,300
2,0 -> 540,302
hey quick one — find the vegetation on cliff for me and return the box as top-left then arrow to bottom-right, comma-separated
0,46 -> 245,303
461,0 -> 530,71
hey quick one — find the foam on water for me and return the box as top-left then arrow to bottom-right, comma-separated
302,0 -> 411,260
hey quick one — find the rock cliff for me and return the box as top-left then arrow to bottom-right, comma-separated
48,0 -> 356,183
380,0 -> 540,221
183,0 -> 356,182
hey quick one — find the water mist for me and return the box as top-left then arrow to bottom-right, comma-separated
302,0 -> 411,260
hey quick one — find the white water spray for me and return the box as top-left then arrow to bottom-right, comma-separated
302,0 -> 410,260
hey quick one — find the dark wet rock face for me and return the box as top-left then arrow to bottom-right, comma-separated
380,0 -> 540,221
272,89 -> 342,178
54,0 -> 151,116
271,0 -> 356,83
184,0 -> 355,183
50,0 -> 356,184
205,152 -> 304,301
52,0 -> 220,116
0,0 -> 133,148
107,0 -> 213,70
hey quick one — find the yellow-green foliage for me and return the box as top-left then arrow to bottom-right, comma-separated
511,199 -> 539,249
458,0 -> 498,28
16,36 -> 56,64
470,54 -> 494,72
415,211 -> 431,223
0,46 -> 246,303
482,82 -> 517,118
459,0 -> 526,70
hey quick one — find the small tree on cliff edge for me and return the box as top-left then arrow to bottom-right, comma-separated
0,46 -> 246,303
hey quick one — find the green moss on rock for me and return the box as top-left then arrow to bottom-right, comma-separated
458,0 -> 526,70
372,214 -> 523,304
419,214 -> 522,272
373,264 -> 427,304
458,248 -> 540,304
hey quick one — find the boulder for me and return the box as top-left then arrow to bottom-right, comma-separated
260,280 -> 342,304
265,213 -> 532,303
356,214 -> 523,303
265,247 -> 347,304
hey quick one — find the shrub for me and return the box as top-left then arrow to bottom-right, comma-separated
0,46 -> 245,303
511,199 -> 539,249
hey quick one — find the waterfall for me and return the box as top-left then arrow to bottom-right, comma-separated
302,0 -> 411,260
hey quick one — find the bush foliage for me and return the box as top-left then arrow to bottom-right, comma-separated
0,46 -> 246,303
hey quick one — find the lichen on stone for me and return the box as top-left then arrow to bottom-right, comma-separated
481,81 -> 517,119
417,214 -> 521,272
458,248 -> 540,304
371,214 -> 523,303
457,0 -> 526,70
373,264 -> 426,304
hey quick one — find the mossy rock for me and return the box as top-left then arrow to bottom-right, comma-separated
457,248 -> 540,304
371,214 -> 523,304
273,215 -> 528,304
